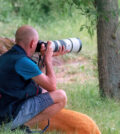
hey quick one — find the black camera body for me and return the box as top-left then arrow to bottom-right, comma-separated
35,40 -> 47,52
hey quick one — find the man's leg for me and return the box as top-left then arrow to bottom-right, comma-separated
25,89 -> 67,126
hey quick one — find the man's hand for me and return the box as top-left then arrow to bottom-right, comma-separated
39,41 -> 53,64
40,43 -> 46,56
53,45 -> 70,56
44,41 -> 53,64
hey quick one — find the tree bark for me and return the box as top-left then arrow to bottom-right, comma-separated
96,0 -> 120,99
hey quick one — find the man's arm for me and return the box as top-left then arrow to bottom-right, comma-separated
32,42 -> 56,91
32,62 -> 56,91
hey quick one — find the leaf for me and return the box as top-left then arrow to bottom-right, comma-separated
80,26 -> 84,31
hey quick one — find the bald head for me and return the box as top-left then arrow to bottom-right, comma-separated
15,25 -> 39,56
15,25 -> 38,46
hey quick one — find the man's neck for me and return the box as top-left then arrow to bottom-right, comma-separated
16,44 -> 31,57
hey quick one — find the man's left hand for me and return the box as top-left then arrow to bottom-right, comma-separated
53,45 -> 69,56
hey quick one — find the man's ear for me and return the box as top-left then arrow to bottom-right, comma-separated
29,40 -> 34,48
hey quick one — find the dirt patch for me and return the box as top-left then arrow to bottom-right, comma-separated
53,56 -> 96,84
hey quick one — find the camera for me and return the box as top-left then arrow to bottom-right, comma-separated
35,37 -> 82,53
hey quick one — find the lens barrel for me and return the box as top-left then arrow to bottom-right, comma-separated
36,37 -> 82,53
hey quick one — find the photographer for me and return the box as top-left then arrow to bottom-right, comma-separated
0,25 -> 67,130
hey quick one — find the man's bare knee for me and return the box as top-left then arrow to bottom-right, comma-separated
50,89 -> 67,107
58,90 -> 67,105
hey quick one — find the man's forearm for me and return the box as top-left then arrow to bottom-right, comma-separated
45,61 -> 56,90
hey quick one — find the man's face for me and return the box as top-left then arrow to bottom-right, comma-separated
31,39 -> 38,56
30,32 -> 39,55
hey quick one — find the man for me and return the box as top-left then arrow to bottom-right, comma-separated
0,25 -> 67,130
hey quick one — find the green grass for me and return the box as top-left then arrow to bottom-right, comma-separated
62,82 -> 120,134
0,14 -> 120,134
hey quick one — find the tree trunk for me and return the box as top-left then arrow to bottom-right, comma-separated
96,0 -> 120,99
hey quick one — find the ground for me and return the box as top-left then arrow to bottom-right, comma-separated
53,55 -> 97,85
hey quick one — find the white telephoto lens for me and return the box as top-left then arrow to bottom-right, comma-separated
69,38 -> 82,52
62,39 -> 72,51
49,37 -> 82,52
50,41 -> 56,51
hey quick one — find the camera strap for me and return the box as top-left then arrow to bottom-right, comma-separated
38,54 -> 45,69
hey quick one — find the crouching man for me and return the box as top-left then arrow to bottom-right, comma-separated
0,25 -> 67,130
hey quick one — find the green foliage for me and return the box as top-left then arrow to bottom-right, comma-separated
0,0 -> 14,22
0,0 -> 120,37
72,0 -> 97,37
0,0 -> 97,37
0,0 -> 76,23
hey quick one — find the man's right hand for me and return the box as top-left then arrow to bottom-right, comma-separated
44,41 -> 53,64
40,41 -> 53,63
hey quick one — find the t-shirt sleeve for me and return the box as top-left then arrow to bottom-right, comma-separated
15,57 -> 42,80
